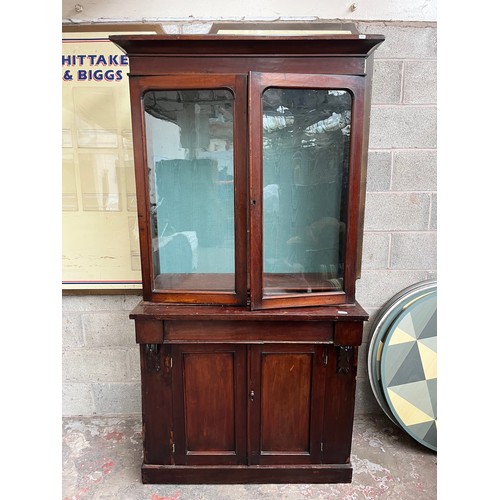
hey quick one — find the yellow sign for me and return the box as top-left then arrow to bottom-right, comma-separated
62,29 -> 153,290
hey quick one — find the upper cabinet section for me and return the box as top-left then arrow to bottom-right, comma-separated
111,30 -> 384,309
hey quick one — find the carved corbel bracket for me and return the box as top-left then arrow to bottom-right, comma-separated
336,345 -> 355,374
145,343 -> 161,372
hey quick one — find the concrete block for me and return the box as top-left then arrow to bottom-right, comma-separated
92,383 -> 141,415
62,312 -> 84,348
62,349 -> 129,383
370,105 -> 437,149
367,150 -> 392,192
127,348 -> 141,381
82,311 -> 136,347
62,294 -> 141,313
430,193 -> 437,230
404,60 -> 437,104
357,342 -> 369,378
390,232 -> 437,270
361,232 -> 390,270
360,23 -> 437,60
392,150 -> 437,191
372,60 -> 403,105
354,377 -> 381,415
364,192 -> 431,231
361,307 -> 381,342
426,270 -> 438,281
62,383 -> 94,416
356,270 -> 429,309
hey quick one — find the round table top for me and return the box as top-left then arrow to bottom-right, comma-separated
368,280 -> 437,451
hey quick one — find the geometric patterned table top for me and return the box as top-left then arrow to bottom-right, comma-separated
380,289 -> 437,451
368,280 -> 437,452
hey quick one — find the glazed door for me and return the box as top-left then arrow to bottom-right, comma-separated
129,74 -> 248,305
248,344 -> 327,465
248,72 -> 366,310
171,344 -> 247,465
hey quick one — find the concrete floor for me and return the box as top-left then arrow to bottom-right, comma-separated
62,413 -> 437,499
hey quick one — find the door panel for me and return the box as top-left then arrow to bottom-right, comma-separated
260,352 -> 312,453
249,344 -> 326,465
172,344 -> 247,465
184,351 -> 236,452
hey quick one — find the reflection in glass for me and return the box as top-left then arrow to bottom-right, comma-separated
144,89 -> 235,292
262,88 -> 351,295
62,153 -> 78,211
79,152 -> 121,211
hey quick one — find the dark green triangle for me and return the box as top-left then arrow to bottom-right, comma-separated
387,342 -> 426,387
382,341 -> 416,386
427,378 -> 437,417
407,420 -> 437,449
423,420 -> 437,449
418,309 -> 437,340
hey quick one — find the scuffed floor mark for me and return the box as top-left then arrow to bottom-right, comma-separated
63,431 -> 90,457
86,458 -> 116,485
62,485 -> 90,500
102,459 -> 115,475
104,430 -> 125,442
409,462 -> 420,479
151,492 -> 181,500
368,436 -> 386,452
350,454 -> 393,498
359,428 -> 386,452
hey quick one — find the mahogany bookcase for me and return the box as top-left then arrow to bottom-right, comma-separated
111,28 -> 384,484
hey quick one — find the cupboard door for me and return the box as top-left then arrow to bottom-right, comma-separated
249,344 -> 326,465
171,344 -> 247,465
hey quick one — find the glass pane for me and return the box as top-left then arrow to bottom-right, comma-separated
262,88 -> 351,295
144,89 -> 235,292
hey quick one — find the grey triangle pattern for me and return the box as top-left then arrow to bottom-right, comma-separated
382,340 -> 417,386
407,420 -> 434,439
418,309 -> 437,340
427,378 -> 437,416
389,379 -> 435,418
423,420 -> 437,449
419,336 -> 437,352
387,342 -> 425,387
410,294 -> 436,339
407,420 -> 437,449
397,311 -> 417,339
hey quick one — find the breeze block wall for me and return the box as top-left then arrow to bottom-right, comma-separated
61,20 -> 437,417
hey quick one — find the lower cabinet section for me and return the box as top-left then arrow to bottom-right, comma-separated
136,315 -> 363,484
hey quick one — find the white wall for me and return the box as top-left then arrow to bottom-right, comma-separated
62,0 -> 436,24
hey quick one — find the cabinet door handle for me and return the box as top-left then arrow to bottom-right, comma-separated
249,390 -> 255,401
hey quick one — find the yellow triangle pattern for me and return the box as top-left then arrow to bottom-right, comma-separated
387,388 -> 434,426
417,341 -> 437,380
388,327 -> 415,346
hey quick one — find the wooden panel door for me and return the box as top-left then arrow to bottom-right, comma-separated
171,344 -> 247,465
249,344 -> 327,465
